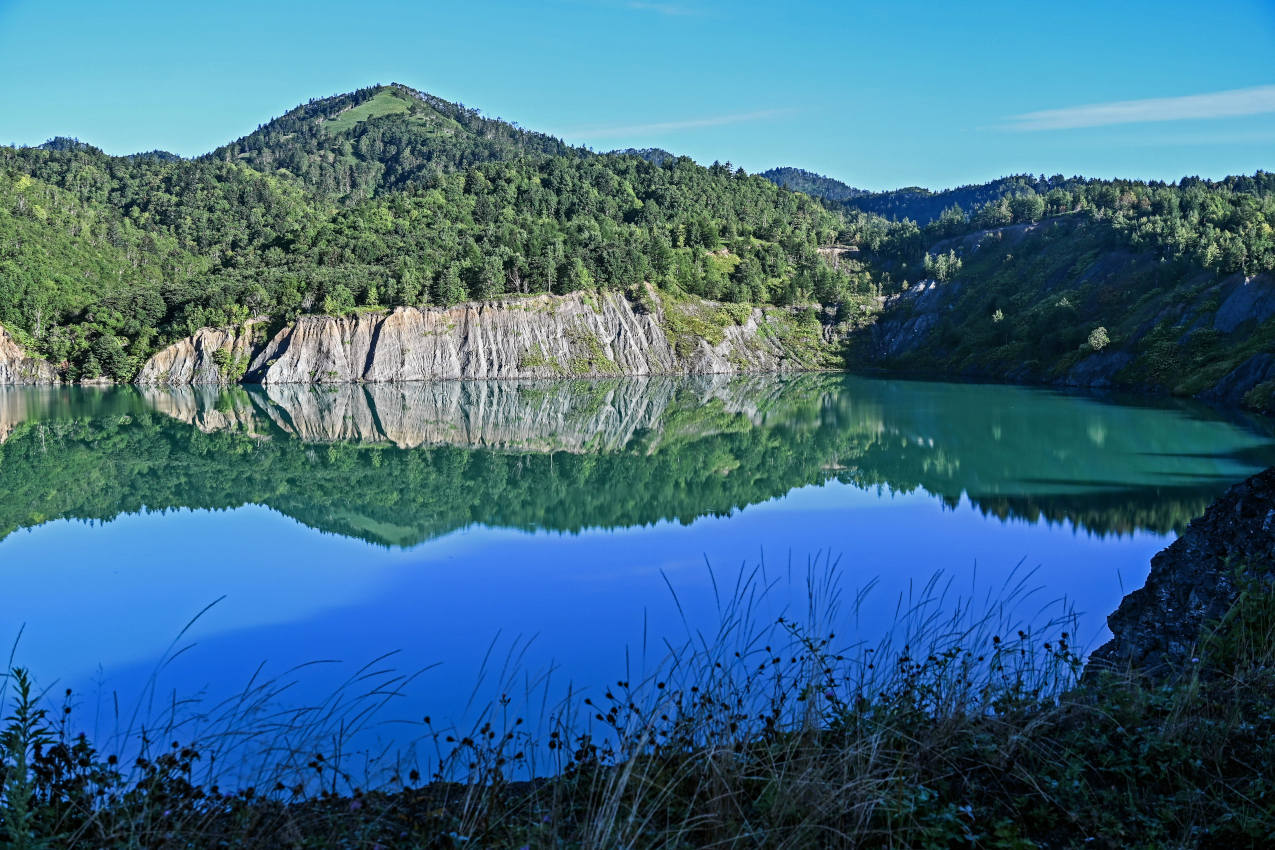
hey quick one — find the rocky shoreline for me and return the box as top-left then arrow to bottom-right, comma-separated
862,231 -> 1275,415
0,325 -> 59,385
4,275 -> 1275,421
1087,465 -> 1275,679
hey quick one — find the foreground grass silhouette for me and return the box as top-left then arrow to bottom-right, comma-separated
3,562 -> 1274,849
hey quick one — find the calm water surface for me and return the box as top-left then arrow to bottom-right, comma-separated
3,374 -> 1273,751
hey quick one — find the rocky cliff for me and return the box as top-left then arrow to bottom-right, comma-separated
0,325 -> 58,385
139,288 -> 833,385
1087,466 -> 1275,679
136,320 -> 270,385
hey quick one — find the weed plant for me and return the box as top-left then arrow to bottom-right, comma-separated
2,559 -> 1273,848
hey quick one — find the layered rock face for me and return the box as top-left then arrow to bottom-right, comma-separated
1088,467 -> 1275,679
0,326 -> 58,385
139,289 -> 824,386
136,320 -> 269,385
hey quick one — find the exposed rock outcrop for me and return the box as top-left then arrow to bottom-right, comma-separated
1061,350 -> 1133,388
136,320 -> 269,385
138,289 -> 830,385
1213,275 -> 1275,335
0,326 -> 58,385
869,280 -> 957,360
1201,353 -> 1275,409
1087,467 -> 1275,679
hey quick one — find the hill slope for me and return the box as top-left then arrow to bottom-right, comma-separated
858,175 -> 1275,410
0,86 -> 874,381
0,86 -> 1272,410
762,167 -> 1054,225
208,83 -> 580,201
761,167 -> 869,203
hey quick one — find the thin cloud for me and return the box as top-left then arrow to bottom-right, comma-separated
570,108 -> 797,139
625,1 -> 701,15
1006,84 -> 1275,131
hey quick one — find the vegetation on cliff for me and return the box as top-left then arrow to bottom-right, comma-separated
771,167 -> 1275,406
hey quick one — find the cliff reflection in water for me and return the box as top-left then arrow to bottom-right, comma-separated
1,374 -> 1273,545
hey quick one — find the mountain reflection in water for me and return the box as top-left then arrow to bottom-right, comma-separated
1,374 -> 1272,545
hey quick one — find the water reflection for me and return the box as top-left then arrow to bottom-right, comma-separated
0,375 -> 1271,544
5,374 -> 1274,757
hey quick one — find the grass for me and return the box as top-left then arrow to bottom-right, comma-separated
4,560 -> 1274,848
659,289 -> 755,358
564,324 -> 618,376
517,344 -> 567,376
322,91 -> 413,135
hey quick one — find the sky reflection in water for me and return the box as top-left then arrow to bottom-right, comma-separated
2,374 -> 1272,743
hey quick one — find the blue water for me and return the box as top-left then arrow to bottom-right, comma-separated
1,374 -> 1271,767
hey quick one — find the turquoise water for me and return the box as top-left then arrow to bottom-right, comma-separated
2,374 -> 1273,755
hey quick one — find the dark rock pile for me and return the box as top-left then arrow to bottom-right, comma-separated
1088,467 -> 1275,678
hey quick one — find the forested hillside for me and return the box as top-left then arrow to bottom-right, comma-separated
208,84 -> 579,201
760,167 -> 869,203
0,82 -> 1272,409
0,85 -> 873,380
762,168 -> 1049,225
794,168 -> 1275,408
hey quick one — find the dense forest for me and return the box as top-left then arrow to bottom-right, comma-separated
770,166 -> 1275,277
0,82 -> 1272,391
759,167 -> 871,203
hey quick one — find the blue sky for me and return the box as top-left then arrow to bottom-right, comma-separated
0,0 -> 1272,190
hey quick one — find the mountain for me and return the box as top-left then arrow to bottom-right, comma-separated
761,164 -> 1275,408
762,167 -> 1049,225
761,167 -> 868,203
207,83 -> 579,201
0,84 -> 1272,412
843,176 -> 1042,224
0,84 -> 860,382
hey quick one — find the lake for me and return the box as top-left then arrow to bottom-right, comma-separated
3,374 -> 1273,768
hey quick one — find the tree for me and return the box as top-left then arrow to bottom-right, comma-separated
474,254 -> 505,299
974,198 -> 1013,228
557,257 -> 592,294
434,265 -> 465,305
1010,191 -> 1045,223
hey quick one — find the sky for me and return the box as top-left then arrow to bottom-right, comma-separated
0,0 -> 1272,190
